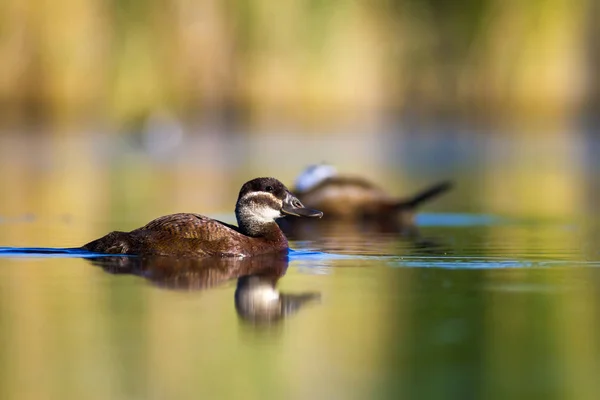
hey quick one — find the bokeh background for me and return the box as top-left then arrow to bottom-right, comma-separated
2,2 -> 600,400
2,0 -> 600,234
2,0 -> 600,231
1,0 -> 599,128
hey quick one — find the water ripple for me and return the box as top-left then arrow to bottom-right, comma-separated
1,247 -> 598,270
0,247 -> 121,258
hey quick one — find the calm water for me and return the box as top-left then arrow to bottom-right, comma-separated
1,131 -> 600,400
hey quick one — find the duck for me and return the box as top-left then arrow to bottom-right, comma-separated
277,164 -> 451,236
82,177 -> 323,257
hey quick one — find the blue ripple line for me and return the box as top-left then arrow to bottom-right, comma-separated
1,247 -> 595,269
416,213 -> 503,227
0,247 -> 357,261
0,247 -> 123,258
395,260 -> 531,269
0,247 -> 352,261
288,249 -> 392,261
288,251 -> 353,260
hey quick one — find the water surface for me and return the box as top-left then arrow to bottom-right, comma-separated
1,212 -> 599,400
1,132 -> 600,400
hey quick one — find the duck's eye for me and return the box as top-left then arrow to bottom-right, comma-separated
265,185 -> 274,192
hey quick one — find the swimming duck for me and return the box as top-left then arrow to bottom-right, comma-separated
82,177 -> 323,257
289,164 -> 452,223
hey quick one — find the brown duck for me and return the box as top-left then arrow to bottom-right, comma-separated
82,177 -> 323,257
288,164 -> 451,224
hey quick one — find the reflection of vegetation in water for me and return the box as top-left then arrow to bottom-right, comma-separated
0,0 -> 593,126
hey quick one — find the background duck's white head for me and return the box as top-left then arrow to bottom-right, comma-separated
294,164 -> 338,193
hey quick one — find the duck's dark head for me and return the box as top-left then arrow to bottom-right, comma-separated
235,177 -> 323,236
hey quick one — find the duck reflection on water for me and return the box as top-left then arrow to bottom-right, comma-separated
235,273 -> 320,324
88,253 -> 320,324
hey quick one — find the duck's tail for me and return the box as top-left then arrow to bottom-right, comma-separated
81,231 -> 132,254
395,181 -> 453,210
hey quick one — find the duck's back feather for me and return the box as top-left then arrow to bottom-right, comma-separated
136,213 -> 241,239
83,213 -> 287,257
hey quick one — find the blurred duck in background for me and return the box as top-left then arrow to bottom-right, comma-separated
279,164 -> 452,239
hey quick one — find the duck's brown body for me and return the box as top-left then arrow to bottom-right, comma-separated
82,213 -> 288,257
82,177 -> 322,258
296,176 -> 451,223
278,165 -> 451,239
297,176 -> 397,219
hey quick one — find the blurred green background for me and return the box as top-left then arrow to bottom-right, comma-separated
1,0 -> 599,227
0,0 -> 597,129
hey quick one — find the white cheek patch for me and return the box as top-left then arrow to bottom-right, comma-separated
294,164 -> 338,192
238,192 -> 284,223
252,206 -> 283,222
242,191 -> 279,202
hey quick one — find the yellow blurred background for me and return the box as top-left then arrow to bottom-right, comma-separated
1,3 -> 600,399
0,0 -> 597,129
1,0 -> 599,245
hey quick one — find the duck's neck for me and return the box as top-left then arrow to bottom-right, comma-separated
235,208 -> 288,244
